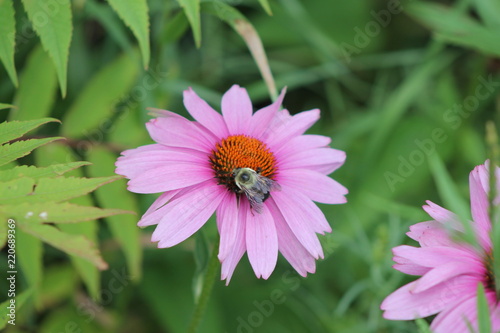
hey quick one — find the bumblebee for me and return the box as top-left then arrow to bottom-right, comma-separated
232,167 -> 281,214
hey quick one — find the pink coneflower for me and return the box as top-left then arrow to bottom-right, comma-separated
115,85 -> 347,283
381,162 -> 500,332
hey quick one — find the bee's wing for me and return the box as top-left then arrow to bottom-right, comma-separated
255,176 -> 281,193
241,187 -> 264,214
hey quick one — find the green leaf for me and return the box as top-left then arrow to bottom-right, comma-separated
4,202 -> 131,224
0,212 -> 6,248
10,45 -> 58,121
0,289 -> 33,330
1,175 -> 121,205
61,52 -> 139,138
40,264 -> 77,308
20,223 -> 108,270
257,0 -> 272,15
0,0 -> 18,87
17,228 -> 43,301
0,137 -> 63,166
0,162 -> 90,182
475,0 -> 500,29
177,0 -> 201,47
415,318 -> 432,333
87,146 -> 142,281
0,117 -> 59,145
407,2 -> 500,57
0,177 -> 35,202
21,0 -> 72,97
105,0 -> 150,69
477,283 -> 491,333
192,231 -> 209,302
34,143 -> 101,300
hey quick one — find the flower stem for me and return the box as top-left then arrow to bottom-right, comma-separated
187,239 -> 220,333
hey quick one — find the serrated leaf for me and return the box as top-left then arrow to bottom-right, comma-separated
4,202 -> 132,224
34,143 -> 101,300
17,228 -> 43,302
21,0 -> 72,97
257,0 -> 272,15
0,0 -> 18,87
0,289 -> 33,330
0,161 -> 89,182
0,177 -> 35,201
10,45 -> 58,121
1,175 -> 121,205
20,223 -> 108,270
407,2 -> 500,57
61,52 -> 139,138
177,0 -> 201,47
0,117 -> 59,145
106,0 -> 150,69
87,146 -> 142,280
0,137 -> 63,166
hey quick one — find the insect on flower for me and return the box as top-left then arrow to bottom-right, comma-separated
116,85 -> 347,283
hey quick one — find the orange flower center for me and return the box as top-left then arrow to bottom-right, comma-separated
210,135 -> 278,192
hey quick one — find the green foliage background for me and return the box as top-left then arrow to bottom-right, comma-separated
0,0 -> 499,332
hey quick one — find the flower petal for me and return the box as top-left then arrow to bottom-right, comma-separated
271,191 -> 326,259
410,261 -> 484,293
469,165 -> 492,250
247,88 -> 286,139
138,190 -> 182,226
279,147 -> 346,175
266,109 -> 320,150
381,275 -> 478,320
274,134 -> 331,158
183,87 -> 229,139
392,245 -> 480,268
127,163 -> 214,194
217,193 -> 239,261
152,182 -> 228,247
221,85 -> 253,134
423,201 -> 463,231
146,116 -> 216,152
430,294 -> 478,333
245,203 -> 278,279
267,199 -> 316,276
221,199 -> 248,284
277,168 -> 347,204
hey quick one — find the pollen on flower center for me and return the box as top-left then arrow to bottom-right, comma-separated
209,135 -> 277,192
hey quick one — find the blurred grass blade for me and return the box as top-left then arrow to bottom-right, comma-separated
61,52 -> 139,138
415,318 -> 433,333
407,2 -> 500,57
20,223 -> 108,270
87,146 -> 142,281
0,289 -> 33,329
105,0 -> 150,69
0,117 -> 59,145
1,175 -> 121,205
474,0 -> 500,29
192,230 -> 209,302
201,1 -> 277,100
0,162 -> 90,182
476,283 -> 491,333
3,202 -> 132,224
0,137 -> 63,167
0,103 -> 13,110
10,45 -> 58,121
21,0 -> 72,97
0,0 -> 18,87
176,0 -> 201,48
257,0 -> 272,15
